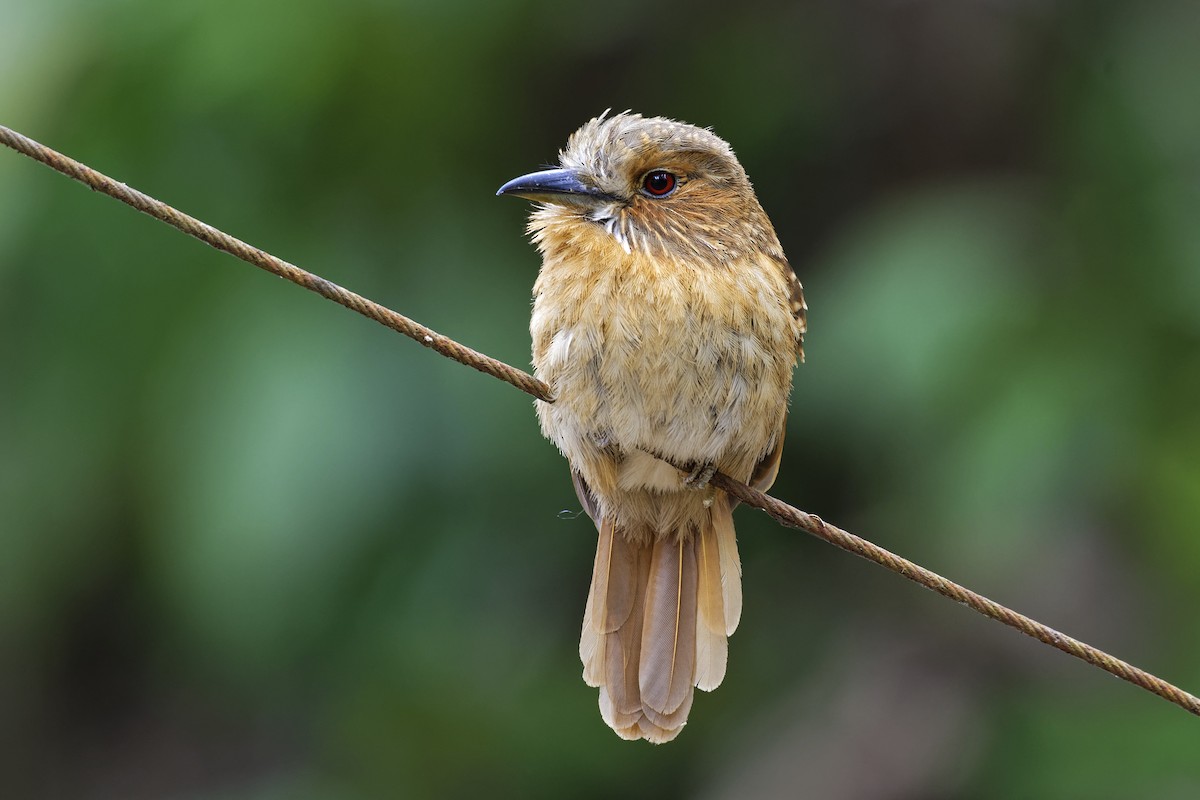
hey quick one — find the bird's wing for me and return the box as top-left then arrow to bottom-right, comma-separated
775,254 -> 807,361
572,469 -> 601,523
748,411 -> 787,494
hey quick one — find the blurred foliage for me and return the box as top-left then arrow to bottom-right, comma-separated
2,0 -> 1199,797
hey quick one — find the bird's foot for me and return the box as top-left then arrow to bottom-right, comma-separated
682,462 -> 717,490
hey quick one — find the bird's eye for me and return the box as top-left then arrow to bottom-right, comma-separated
641,170 -> 677,197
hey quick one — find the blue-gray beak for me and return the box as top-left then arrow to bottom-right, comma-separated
496,168 -> 614,206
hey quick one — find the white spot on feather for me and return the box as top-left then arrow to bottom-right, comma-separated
546,328 -> 574,368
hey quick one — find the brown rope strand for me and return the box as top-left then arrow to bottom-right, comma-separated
710,473 -> 1200,715
2,122 -> 1196,717
0,124 -> 553,403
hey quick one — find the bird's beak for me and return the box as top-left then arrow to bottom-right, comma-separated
496,168 -> 614,207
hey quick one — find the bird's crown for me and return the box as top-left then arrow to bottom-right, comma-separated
559,111 -> 748,199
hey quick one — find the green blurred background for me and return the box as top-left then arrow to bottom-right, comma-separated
2,1 -> 1198,797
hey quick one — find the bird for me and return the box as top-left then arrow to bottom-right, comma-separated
497,112 -> 806,743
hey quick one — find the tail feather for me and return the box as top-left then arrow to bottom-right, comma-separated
581,500 -> 743,743
599,687 -> 639,737
599,542 -> 650,731
713,497 -> 743,635
579,529 -> 604,687
581,518 -> 638,686
694,516 -> 729,691
640,535 -> 697,717
596,518 -> 639,635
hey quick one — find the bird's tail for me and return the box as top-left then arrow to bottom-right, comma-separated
579,496 -> 742,743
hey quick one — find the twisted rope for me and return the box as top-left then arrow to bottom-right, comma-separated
711,474 -> 1200,715
0,125 -> 552,403
2,123 -> 1196,717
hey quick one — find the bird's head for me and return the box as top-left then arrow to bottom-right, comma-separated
498,112 -> 783,264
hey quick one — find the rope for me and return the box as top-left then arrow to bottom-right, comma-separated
711,473 -> 1200,715
0,125 -> 553,403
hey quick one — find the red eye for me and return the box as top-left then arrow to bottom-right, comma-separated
641,170 -> 677,197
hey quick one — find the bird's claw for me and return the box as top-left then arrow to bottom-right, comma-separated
683,462 -> 717,490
